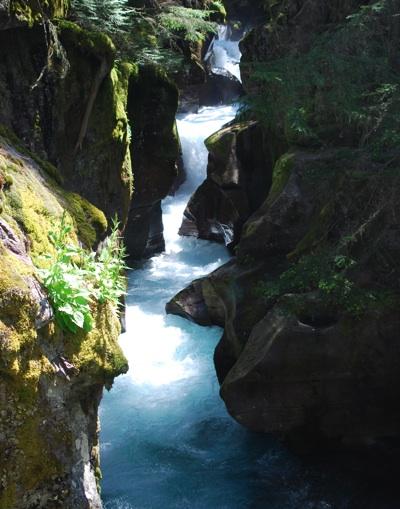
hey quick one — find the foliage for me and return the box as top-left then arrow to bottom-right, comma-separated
82,220 -> 127,306
157,6 -> 217,43
38,214 -> 126,334
256,251 -> 393,316
246,0 -> 400,152
70,0 -> 136,33
68,1 -> 214,71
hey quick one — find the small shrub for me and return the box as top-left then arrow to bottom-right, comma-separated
38,213 -> 126,334
256,251 -> 394,317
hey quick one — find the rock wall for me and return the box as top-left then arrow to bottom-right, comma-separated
0,1 -> 184,506
0,15 -> 132,226
0,4 -> 182,260
124,65 -> 181,260
0,135 -> 127,508
179,121 -> 279,247
168,0 -> 400,447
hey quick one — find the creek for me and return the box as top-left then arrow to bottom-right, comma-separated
99,26 -> 389,509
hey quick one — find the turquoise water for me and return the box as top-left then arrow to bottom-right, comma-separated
99,86 -> 398,509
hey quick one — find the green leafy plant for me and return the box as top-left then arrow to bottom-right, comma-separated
157,6 -> 217,43
256,251 -> 391,316
38,213 -> 126,334
68,0 -> 220,74
70,0 -> 137,33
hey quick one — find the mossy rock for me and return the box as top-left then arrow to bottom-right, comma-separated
63,301 -> 128,384
265,151 -> 295,206
207,0 -> 227,22
9,0 -> 69,27
58,20 -> 116,65
64,192 -> 107,248
0,124 -> 64,185
0,135 -> 127,507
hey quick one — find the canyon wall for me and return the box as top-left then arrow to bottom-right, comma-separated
169,0 -> 400,447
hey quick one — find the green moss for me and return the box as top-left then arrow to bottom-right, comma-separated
206,129 -> 235,161
0,246 -> 43,378
0,124 -> 64,185
205,122 -> 253,160
17,415 -> 61,490
58,20 -> 116,64
110,63 -> 135,199
63,302 -> 128,383
4,174 -> 13,187
0,484 -> 16,509
288,200 -> 336,261
1,139 -> 107,257
10,0 -> 69,27
64,192 -> 107,248
65,59 -> 135,222
265,152 -> 295,206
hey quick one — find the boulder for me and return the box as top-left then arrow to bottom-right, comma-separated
237,150 -> 339,258
221,299 -> 400,446
179,120 -> 276,247
199,70 -> 243,107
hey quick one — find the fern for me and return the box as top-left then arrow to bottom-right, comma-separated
158,6 -> 217,43
70,0 -> 136,33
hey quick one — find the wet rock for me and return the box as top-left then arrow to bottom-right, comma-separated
170,145 -> 400,447
124,65 -> 180,260
125,201 -> 165,259
0,218 -> 29,262
237,150 -> 336,258
51,355 -> 78,381
199,70 -> 243,107
180,120 -> 275,247
220,300 -> 400,445
179,179 -> 241,245
28,277 -> 54,329
166,279 -> 214,326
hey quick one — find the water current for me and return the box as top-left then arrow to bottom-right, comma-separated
100,26 -> 397,509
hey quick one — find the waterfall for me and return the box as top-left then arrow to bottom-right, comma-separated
206,24 -> 242,82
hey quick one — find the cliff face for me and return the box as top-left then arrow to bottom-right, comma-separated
124,65 -> 181,259
0,135 -> 127,508
0,1 -> 184,506
0,4 -> 132,223
0,1 -> 182,260
168,0 -> 400,447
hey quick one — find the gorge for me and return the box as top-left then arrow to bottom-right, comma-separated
1,1 -> 400,508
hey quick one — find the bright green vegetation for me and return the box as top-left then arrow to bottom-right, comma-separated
38,214 -> 126,334
70,0 -> 135,33
158,6 -> 217,43
68,0 -> 218,71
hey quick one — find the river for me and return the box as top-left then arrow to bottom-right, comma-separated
99,26 -> 396,509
